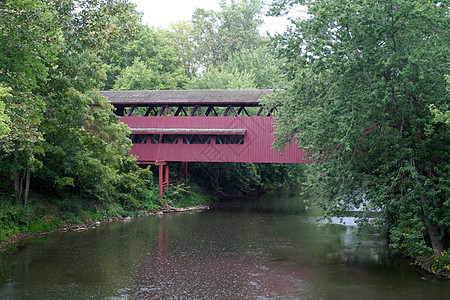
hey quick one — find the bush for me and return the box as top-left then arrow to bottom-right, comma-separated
431,250 -> 450,274
165,183 -> 212,208
26,218 -> 62,234
0,201 -> 33,241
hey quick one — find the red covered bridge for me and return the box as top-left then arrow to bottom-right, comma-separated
99,89 -> 307,197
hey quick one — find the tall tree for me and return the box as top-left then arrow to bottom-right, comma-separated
225,47 -> 285,89
169,21 -> 200,78
1,0 -> 154,206
190,8 -> 222,69
269,0 -> 449,255
188,0 -> 266,71
36,0 -> 151,204
217,0 -> 265,62
0,85 -> 11,139
189,67 -> 256,89
0,0 -> 62,203
101,25 -> 187,90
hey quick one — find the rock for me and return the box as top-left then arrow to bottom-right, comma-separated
70,227 -> 87,232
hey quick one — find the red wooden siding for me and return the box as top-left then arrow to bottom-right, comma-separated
122,116 -> 307,164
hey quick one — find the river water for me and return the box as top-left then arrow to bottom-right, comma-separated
1,190 -> 449,299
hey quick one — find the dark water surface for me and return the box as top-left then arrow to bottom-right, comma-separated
1,190 -> 449,299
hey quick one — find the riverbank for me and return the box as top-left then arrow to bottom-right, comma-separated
0,181 -> 213,248
410,255 -> 450,280
0,204 -> 209,249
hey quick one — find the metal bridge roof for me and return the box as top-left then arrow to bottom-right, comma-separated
98,89 -> 275,105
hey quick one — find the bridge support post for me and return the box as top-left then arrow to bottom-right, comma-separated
155,162 -> 189,198
156,162 -> 168,198
165,164 -> 169,194
159,164 -> 164,198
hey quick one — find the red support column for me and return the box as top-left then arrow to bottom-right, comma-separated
184,162 -> 188,184
159,164 -> 163,198
165,164 -> 169,193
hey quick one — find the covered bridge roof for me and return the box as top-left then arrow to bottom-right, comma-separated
98,89 -> 275,105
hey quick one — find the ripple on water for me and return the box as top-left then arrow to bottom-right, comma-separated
1,203 -> 449,299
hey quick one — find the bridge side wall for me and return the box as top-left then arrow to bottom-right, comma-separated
122,116 -> 307,164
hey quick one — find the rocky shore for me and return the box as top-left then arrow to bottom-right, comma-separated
0,204 -> 209,249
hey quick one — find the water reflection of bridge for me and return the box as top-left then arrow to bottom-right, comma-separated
99,90 -> 307,197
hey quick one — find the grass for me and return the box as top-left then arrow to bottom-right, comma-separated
25,218 -> 63,234
0,184 -> 212,243
0,195 -> 122,242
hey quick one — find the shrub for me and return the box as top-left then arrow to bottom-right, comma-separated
431,250 -> 450,274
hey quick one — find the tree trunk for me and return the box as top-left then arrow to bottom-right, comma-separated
15,173 -> 21,201
15,171 -> 25,202
14,167 -> 30,205
411,159 -> 445,255
421,194 -> 445,255
23,168 -> 30,205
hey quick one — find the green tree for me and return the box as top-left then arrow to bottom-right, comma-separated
189,0 -> 266,70
0,0 -> 62,204
169,21 -> 200,78
190,8 -> 222,69
1,0 -> 154,207
101,25 -> 187,90
217,0 -> 265,62
113,57 -> 186,91
64,0 -> 141,51
35,2 -> 152,206
270,0 -> 449,256
0,85 -> 11,139
225,47 -> 285,89
190,162 -> 262,198
189,67 -> 257,89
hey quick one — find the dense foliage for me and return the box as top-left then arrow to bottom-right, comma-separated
0,85 -> 10,138
0,0 -> 158,210
268,0 -> 449,258
101,25 -> 188,90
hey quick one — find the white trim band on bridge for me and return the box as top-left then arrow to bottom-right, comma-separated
130,128 -> 247,135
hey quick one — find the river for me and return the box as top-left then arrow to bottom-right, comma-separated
1,189 -> 449,299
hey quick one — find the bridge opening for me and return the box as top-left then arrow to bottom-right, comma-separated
131,134 -> 245,145
183,134 -> 211,144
